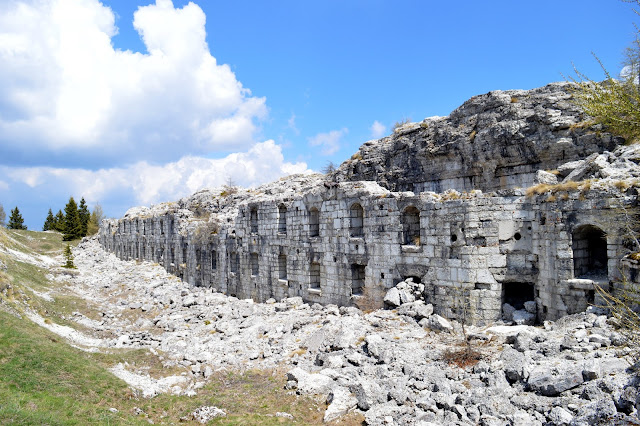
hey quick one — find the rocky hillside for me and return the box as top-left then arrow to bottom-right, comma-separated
27,237 -> 639,425
333,83 -> 623,193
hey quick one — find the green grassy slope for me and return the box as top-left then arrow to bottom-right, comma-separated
0,229 -> 334,425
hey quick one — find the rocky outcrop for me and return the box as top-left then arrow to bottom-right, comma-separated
333,83 -> 622,193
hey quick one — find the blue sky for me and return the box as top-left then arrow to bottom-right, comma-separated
0,0 -> 635,229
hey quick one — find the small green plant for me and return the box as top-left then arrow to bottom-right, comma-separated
63,244 -> 76,269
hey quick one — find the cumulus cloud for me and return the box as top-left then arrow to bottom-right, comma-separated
2,141 -> 310,207
370,120 -> 387,138
308,128 -> 348,156
0,0 -> 266,167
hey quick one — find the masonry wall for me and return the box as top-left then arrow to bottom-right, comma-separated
99,186 -> 631,324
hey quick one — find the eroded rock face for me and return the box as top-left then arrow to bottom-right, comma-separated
333,82 -> 622,193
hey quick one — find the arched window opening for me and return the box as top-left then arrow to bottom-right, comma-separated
401,206 -> 421,245
278,254 -> 287,280
349,203 -> 364,237
278,204 -> 287,234
250,208 -> 258,234
309,208 -> 320,237
572,225 -> 608,278
310,262 -> 321,289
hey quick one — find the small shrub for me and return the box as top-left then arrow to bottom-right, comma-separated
510,96 -> 518,103
443,345 -> 482,369
393,118 -> 411,131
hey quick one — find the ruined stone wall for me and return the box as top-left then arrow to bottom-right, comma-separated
99,180 -> 632,324
98,83 -> 639,324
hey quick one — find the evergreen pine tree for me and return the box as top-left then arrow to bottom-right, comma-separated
63,197 -> 82,241
43,208 -> 55,231
54,210 -> 65,232
8,207 -> 27,230
63,244 -> 75,269
0,204 -> 5,227
78,197 -> 90,237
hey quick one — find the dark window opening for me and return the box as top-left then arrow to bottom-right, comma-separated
250,208 -> 258,234
278,204 -> 287,234
310,262 -> 320,289
351,264 -> 365,295
514,232 -> 522,241
401,206 -> 421,245
278,254 -> 287,280
349,203 -> 364,237
572,225 -> 608,278
211,249 -> 217,270
403,275 -> 421,284
502,282 -> 534,311
309,208 -> 320,237
250,253 -> 259,276
451,234 -> 458,242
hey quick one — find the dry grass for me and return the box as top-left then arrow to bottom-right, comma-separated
469,130 -> 477,142
614,180 -> 631,191
525,181 -> 581,197
353,284 -> 384,313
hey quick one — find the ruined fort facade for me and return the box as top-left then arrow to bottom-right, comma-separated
99,83 -> 640,324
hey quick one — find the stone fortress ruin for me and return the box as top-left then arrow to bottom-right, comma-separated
99,83 -> 640,324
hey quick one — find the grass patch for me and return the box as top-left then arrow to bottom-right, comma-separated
0,226 -> 333,424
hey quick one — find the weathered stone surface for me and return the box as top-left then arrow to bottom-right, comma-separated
425,314 -> 453,333
527,365 -> 584,396
324,387 -> 357,422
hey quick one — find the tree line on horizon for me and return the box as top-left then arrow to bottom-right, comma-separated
43,197 -> 104,241
0,197 -> 104,241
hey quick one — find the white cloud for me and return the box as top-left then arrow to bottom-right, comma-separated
1,141 -> 310,207
308,128 -> 348,156
287,113 -> 299,135
0,180 -> 8,191
370,120 -> 387,138
0,0 -> 267,167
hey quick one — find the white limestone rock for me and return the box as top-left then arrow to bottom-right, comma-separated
324,387 -> 357,422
